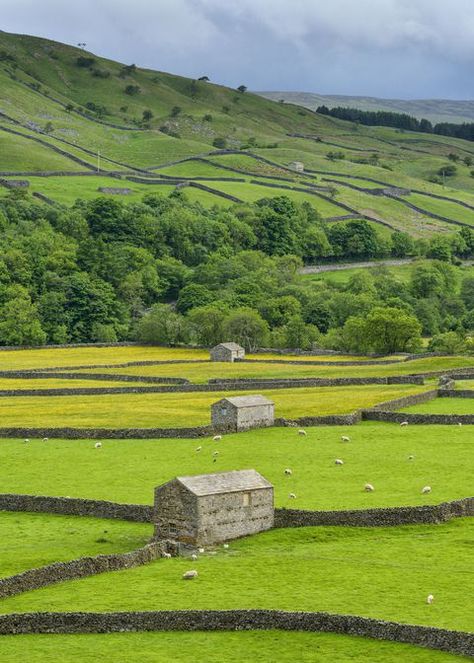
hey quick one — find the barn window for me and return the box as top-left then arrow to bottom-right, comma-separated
242,492 -> 251,507
168,522 -> 178,537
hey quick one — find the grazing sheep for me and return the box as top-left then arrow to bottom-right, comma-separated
223,543 -> 229,549
458,422 -> 463,427
289,493 -> 297,499
364,483 -> 375,492
23,439 -> 29,444
94,442 -> 102,449
198,548 -> 205,553
42,437 -> 49,442
335,458 -> 344,465
213,434 -> 222,441
427,594 -> 434,605
341,435 -> 350,442
191,554 -> 198,561
182,570 -> 198,580
212,450 -> 219,456
400,421 -> 409,427
422,486 -> 432,494
298,429 -> 307,436
284,468 -> 292,476
408,455 -> 415,461
162,552 -> 172,559
195,446 -> 202,452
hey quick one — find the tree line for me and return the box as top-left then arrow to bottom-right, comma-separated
1,189 -> 474,354
317,106 -> 474,142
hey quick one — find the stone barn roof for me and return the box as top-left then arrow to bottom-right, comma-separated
218,395 -> 274,409
214,342 -> 244,351
176,469 -> 272,496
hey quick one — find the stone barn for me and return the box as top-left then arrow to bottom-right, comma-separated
154,469 -> 274,545
288,161 -> 304,172
211,394 -> 275,432
210,342 -> 245,362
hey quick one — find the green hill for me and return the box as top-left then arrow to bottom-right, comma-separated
1,30 -> 474,236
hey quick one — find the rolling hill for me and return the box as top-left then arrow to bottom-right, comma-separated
1,30 -> 474,237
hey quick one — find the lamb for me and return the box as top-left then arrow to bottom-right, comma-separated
298,429 -> 307,436
284,468 -> 292,476
42,437 -> 49,442
94,442 -> 102,449
23,439 -> 29,444
182,570 -> 198,580
195,446 -> 202,452
427,594 -> 434,605
335,458 -> 344,465
289,493 -> 297,499
422,486 -> 432,494
213,434 -> 222,441
198,548 -> 205,553
162,552 -> 172,559
341,435 -> 350,442
191,554 -> 198,560
223,543 -> 229,549
400,421 -> 409,427
408,455 -> 415,461
364,483 -> 375,492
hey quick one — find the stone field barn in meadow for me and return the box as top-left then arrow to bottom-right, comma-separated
153,469 -> 274,545
210,342 -> 245,362
211,394 -> 275,432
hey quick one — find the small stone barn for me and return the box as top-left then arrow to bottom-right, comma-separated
211,394 -> 275,432
210,342 -> 245,362
154,469 -> 274,545
288,161 -> 304,172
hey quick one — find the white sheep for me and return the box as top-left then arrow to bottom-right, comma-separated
94,442 -> 102,449
198,547 -> 205,553
212,450 -> 219,456
426,594 -> 434,604
335,458 -> 344,465
23,438 -> 29,444
298,429 -> 307,436
223,543 -> 229,549
408,455 -> 415,461
284,468 -> 292,476
213,434 -> 222,441
289,493 -> 297,499
182,570 -> 198,580
422,486 -> 431,494
400,421 -> 409,427
42,437 -> 49,442
162,552 -> 172,559
191,554 -> 198,560
195,446 -> 202,452
341,435 -> 350,442
364,483 -> 375,492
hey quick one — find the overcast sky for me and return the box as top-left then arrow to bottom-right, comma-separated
2,0 -> 474,99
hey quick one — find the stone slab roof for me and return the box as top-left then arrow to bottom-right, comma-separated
177,469 -> 272,496
212,342 -> 244,351
218,394 -> 274,408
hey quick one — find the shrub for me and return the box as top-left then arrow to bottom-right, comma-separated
124,85 -> 141,96
213,137 -> 227,149
76,56 -> 95,68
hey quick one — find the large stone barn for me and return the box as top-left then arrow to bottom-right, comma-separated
211,394 -> 275,432
210,342 -> 245,362
153,469 -> 274,545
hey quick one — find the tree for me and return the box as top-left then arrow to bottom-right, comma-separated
391,231 -> 414,257
363,306 -> 422,353
187,305 -> 226,346
283,315 -> 320,349
136,304 -> 188,345
461,277 -> 474,310
438,164 -> 457,177
171,106 -> 182,117
212,137 -> 227,149
0,286 -> 46,346
124,85 -> 141,96
224,308 -> 269,351
237,85 -> 247,93
142,109 -> 153,122
428,331 -> 466,354
198,75 -> 210,81
176,283 -> 214,314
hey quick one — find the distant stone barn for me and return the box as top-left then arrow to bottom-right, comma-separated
211,394 -> 275,432
210,342 -> 245,362
288,161 -> 304,172
153,469 -> 274,545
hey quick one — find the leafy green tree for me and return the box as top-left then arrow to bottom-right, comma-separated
283,316 -> 320,349
187,305 -> 227,347
176,284 -> 214,314
364,306 -> 422,353
0,286 -> 46,346
460,277 -> 474,310
224,307 -> 269,351
137,304 -> 188,345
391,231 -> 414,257
428,331 -> 466,354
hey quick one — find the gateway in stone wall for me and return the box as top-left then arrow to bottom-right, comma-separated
154,469 -> 274,545
211,394 -> 275,432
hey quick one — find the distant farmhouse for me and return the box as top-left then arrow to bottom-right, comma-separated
154,469 -> 274,545
210,342 -> 245,362
212,394 -> 275,432
288,161 -> 304,172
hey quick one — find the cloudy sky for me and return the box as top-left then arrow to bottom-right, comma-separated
2,0 -> 474,99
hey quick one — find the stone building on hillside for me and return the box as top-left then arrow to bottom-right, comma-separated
211,394 -> 275,432
154,469 -> 274,545
210,342 -> 245,362
288,161 -> 304,172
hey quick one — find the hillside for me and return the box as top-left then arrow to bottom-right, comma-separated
1,30 -> 474,237
257,91 -> 474,125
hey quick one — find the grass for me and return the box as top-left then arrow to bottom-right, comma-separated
0,377 -> 152,389
0,423 -> 471,510
1,520 -> 472,634
0,631 -> 466,663
0,384 -> 429,428
0,511 -> 151,578
401,397 -> 474,414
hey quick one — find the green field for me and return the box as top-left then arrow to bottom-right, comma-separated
401,397 -> 474,414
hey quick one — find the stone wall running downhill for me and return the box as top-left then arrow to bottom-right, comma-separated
0,541 -> 165,600
0,610 -> 471,656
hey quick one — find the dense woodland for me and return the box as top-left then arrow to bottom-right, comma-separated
317,105 -> 474,142
1,189 -> 474,354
